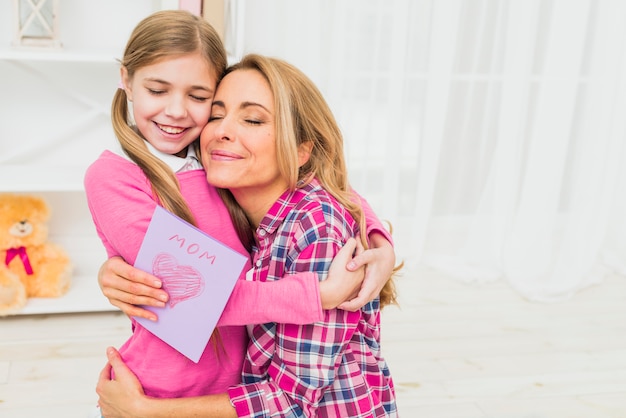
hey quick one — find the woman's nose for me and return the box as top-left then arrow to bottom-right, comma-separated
201,116 -> 231,145
213,116 -> 233,141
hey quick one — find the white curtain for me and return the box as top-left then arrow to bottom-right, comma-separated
224,0 -> 626,302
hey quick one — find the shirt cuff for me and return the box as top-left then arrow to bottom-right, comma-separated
366,224 -> 394,247
228,384 -> 267,417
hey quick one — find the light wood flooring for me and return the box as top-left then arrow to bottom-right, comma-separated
1,264 -> 625,417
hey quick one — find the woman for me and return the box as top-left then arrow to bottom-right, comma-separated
97,54 -> 400,417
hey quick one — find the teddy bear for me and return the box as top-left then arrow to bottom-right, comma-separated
0,193 -> 72,316
0,269 -> 26,316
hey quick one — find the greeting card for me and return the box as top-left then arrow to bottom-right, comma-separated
134,206 -> 248,362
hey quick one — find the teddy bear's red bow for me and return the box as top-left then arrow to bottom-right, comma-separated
5,246 -> 34,275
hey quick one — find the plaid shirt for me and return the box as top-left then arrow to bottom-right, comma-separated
228,179 -> 397,417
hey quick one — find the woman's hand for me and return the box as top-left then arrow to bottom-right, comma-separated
99,256 -> 169,321
96,347 -> 147,418
96,348 -> 237,418
338,233 -> 396,311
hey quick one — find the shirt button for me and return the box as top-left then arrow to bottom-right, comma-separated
258,229 -> 267,237
255,259 -> 263,267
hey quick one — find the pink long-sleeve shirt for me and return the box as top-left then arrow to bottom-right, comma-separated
85,151 -> 322,398
84,150 -> 392,399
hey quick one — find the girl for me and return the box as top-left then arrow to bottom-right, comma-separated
85,10 -> 396,405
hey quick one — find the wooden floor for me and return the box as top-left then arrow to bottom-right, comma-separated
1,264 -> 626,417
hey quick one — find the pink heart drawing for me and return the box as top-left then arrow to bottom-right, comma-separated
152,253 -> 205,308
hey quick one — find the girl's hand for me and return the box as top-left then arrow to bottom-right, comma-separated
99,256 -> 169,321
338,233 -> 396,311
319,238 -> 365,309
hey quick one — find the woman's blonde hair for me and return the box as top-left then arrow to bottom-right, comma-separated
219,54 -> 400,308
112,10 -> 227,226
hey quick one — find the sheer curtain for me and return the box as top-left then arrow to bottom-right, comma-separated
224,0 -> 626,302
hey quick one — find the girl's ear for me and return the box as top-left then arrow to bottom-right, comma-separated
297,140 -> 313,167
120,66 -> 133,101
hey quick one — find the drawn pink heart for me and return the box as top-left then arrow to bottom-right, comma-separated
152,253 -> 205,308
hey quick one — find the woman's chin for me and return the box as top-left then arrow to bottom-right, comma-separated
205,173 -> 234,189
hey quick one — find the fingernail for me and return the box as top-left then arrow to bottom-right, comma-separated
347,262 -> 356,270
159,294 -> 168,302
154,280 -> 162,288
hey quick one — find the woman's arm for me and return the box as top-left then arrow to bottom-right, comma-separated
97,347 -> 235,418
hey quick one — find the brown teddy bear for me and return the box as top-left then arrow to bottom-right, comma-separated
0,194 -> 72,316
0,269 -> 26,315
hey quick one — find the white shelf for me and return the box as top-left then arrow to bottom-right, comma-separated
0,192 -> 112,317
0,47 -> 119,63
17,274 -> 117,315
0,0 -> 166,317
0,165 -> 89,192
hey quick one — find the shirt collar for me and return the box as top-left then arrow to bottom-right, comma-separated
144,141 -> 199,172
257,179 -> 322,237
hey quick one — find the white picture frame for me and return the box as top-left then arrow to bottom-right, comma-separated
13,0 -> 61,48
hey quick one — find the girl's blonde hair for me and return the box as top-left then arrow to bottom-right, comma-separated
112,10 -> 227,346
112,10 -> 227,226
219,54 -> 400,308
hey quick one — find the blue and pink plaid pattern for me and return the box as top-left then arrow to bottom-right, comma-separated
228,179 -> 398,417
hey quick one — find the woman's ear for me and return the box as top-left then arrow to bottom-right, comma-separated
297,140 -> 313,167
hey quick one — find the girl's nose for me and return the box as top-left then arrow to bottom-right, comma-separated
164,95 -> 187,118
